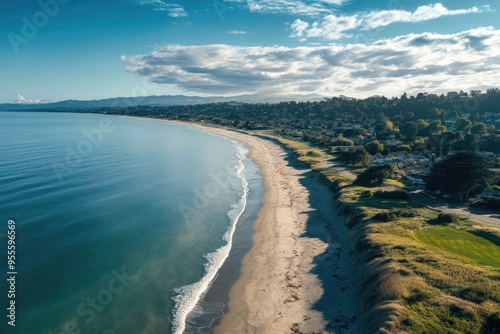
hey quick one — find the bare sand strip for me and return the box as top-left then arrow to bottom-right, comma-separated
161,122 -> 359,334
129,117 -> 361,333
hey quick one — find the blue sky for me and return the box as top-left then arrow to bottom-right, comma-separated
1,0 -> 499,103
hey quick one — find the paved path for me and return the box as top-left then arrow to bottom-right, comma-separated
275,141 -> 500,229
324,160 -> 356,181
410,191 -> 500,228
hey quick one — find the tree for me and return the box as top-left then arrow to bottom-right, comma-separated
481,135 -> 500,154
455,118 -> 472,131
428,120 -> 446,134
354,164 -> 397,187
375,118 -> 394,139
399,119 -> 428,139
342,128 -> 356,138
427,131 -> 462,156
469,113 -> 482,123
471,122 -> 488,135
452,134 -> 478,152
430,108 -> 445,118
331,136 -> 353,146
365,140 -> 384,155
424,151 -> 493,201
339,147 -> 369,167
415,119 -> 430,136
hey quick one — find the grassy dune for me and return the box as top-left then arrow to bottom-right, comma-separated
268,135 -> 500,333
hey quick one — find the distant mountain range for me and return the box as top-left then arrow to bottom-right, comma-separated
0,94 -> 326,111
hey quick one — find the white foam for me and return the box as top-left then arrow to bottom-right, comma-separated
171,141 -> 249,334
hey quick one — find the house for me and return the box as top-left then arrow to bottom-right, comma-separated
404,176 -> 425,190
481,189 -> 500,199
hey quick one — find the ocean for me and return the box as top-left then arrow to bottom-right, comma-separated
0,111 -> 262,334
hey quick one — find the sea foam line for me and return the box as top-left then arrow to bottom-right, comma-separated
171,141 -> 249,334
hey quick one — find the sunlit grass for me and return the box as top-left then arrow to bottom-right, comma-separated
417,226 -> 500,268
385,179 -> 405,188
264,133 -> 500,332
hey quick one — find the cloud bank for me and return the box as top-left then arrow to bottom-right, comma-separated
291,3 -> 490,40
223,0 -> 348,17
132,0 -> 187,17
228,30 -> 249,34
123,27 -> 500,97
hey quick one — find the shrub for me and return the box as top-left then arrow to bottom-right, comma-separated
331,136 -> 354,146
373,190 -> 410,200
482,312 -> 500,334
457,287 -> 490,304
372,209 -> 418,222
360,190 -> 372,198
373,212 -> 399,222
305,150 -> 322,157
427,213 -> 461,225
365,140 -> 384,155
438,213 -> 460,224
339,147 -> 369,167
394,144 -> 412,152
470,198 -> 500,212
398,209 -> 418,218
355,164 -> 396,187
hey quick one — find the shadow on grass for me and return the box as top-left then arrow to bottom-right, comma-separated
469,230 -> 500,247
468,206 -> 500,216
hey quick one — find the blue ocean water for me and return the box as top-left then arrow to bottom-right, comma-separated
0,112 -> 261,334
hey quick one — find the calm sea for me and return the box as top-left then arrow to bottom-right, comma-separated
0,112 -> 262,334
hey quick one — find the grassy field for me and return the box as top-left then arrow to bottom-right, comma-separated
417,226 -> 500,268
272,137 -> 332,169
263,133 -> 500,333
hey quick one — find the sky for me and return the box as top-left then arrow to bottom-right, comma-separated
0,0 -> 499,103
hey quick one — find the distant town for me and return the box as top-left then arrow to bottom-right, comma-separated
26,88 -> 500,206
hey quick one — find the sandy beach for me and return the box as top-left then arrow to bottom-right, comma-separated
166,121 -> 361,334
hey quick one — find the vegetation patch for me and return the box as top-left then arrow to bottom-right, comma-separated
354,164 -> 398,187
266,134 -> 500,333
428,213 -> 461,225
416,226 -> 500,268
372,208 -> 419,222
470,198 -> 500,212
373,190 -> 410,201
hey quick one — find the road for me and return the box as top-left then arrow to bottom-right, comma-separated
324,160 -> 356,181
297,145 -> 499,228
410,191 -> 500,228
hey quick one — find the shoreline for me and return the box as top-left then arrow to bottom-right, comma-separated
166,120 -> 361,333
108,115 -> 362,332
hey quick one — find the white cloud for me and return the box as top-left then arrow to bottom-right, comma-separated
291,3 -> 490,40
228,30 -> 249,34
133,0 -> 187,17
15,95 -> 56,104
122,27 -> 500,98
224,0 -> 348,17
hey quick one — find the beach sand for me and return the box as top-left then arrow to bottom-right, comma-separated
168,122 -> 361,334
126,115 -> 362,332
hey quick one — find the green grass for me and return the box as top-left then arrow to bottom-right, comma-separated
417,226 -> 500,268
275,137 -> 310,150
385,179 -> 405,188
262,132 -> 500,332
358,197 -> 414,210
